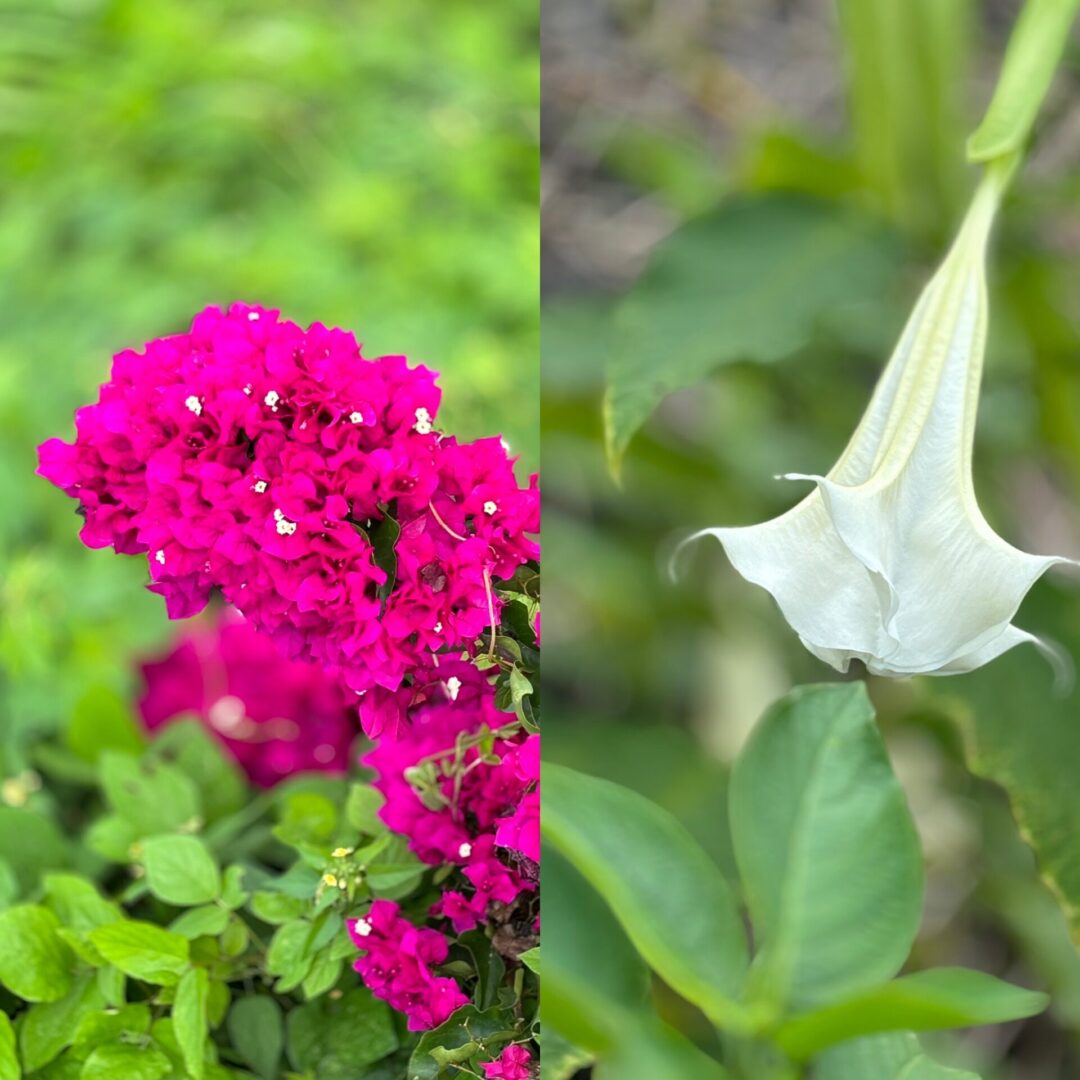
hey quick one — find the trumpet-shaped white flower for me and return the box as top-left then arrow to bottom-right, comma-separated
688,168 -> 1076,677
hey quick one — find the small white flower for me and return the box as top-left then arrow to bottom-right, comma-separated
349,411 -> 364,424
155,550 -> 166,565
483,500 -> 497,516
264,390 -> 280,412
247,311 -> 260,321
446,676 -> 462,701
414,407 -> 433,435
354,917 -> 373,937
274,509 -> 297,536
683,167 -> 1076,678
184,395 -> 202,416
243,384 -> 253,396
253,480 -> 267,494
433,621 -> 443,634
458,842 -> 472,859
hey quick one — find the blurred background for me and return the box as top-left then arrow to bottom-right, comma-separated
542,1 -> 1080,1077
0,0 -> 538,766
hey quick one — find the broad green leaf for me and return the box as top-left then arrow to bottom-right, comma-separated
99,752 -> 201,836
19,973 -> 104,1071
519,947 -> 540,976
814,1033 -> 980,1080
543,762 -> 748,1027
72,1003 -> 152,1051
81,1042 -> 171,1080
730,683 -> 922,1012
227,995 -> 284,1080
170,905 -> 230,939
541,1028 -> 593,1080
777,968 -> 1047,1059
147,719 -> 247,823
967,0 -> 1080,162
220,866 -> 249,910
174,967 -> 209,1080
274,793 -> 337,848
544,848 -> 725,1078
266,920 -> 316,992
42,874 -> 121,931
142,835 -> 221,906
408,1006 -> 516,1080
0,1012 -> 18,1080
302,955 -> 343,999
88,921 -> 190,985
0,808 -> 70,894
344,783 -> 386,835
0,905 -> 74,1002
285,988 -> 398,1076
67,685 -> 144,763
602,197 -> 902,473
249,891 -> 307,926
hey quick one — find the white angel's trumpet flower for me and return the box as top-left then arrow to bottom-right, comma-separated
688,166 -> 1076,677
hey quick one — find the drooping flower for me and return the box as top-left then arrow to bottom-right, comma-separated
38,304 -> 539,694
347,900 -> 469,1031
363,664 -> 537,933
481,1044 -> 534,1080
138,609 -> 358,787
685,165 -> 1076,677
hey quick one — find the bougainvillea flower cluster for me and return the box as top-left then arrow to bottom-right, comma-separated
38,303 -> 539,695
481,1045 -> 534,1080
137,608 -> 358,787
363,664 -> 538,934
346,899 -> 469,1031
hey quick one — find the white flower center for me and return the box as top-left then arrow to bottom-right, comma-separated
483,500 -> 497,516
264,390 -> 280,412
155,550 -> 165,565
273,509 -> 297,536
414,407 -> 433,435
458,842 -> 472,859
354,917 -> 373,938
446,676 -> 462,701
253,480 -> 267,494
349,411 -> 364,424
184,396 -> 202,416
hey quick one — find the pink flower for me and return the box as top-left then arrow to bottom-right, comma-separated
363,668 -> 537,932
482,1045 -> 534,1080
348,900 -> 469,1031
494,735 -> 540,863
137,609 -> 358,788
39,304 -> 539,695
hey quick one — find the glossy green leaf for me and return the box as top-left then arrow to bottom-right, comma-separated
730,683 -> 922,1012
42,874 -> 121,932
174,967 -> 209,1080
19,973 -> 104,1071
88,921 -> 190,985
968,0 -> 1080,161
228,995 -> 284,1080
544,848 -> 726,1078
543,762 -> 748,1027
408,1006 -> 515,1080
344,783 -> 386,835
0,808 -> 70,895
602,196 -> 902,474
81,1042 -> 172,1080
778,968 -> 1047,1059
170,905 -> 230,940
285,988 -> 398,1076
147,719 -> 248,823
813,1033 -> 980,1080
0,904 -> 74,1002
142,835 -> 221,906
0,1012 -> 18,1080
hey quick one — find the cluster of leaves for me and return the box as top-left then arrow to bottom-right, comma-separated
0,697 -> 537,1079
543,684 -> 1047,1079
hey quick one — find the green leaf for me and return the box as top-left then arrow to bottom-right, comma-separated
814,1033 -> 980,1080
285,988 -> 398,1076
777,968 -> 1047,1059
227,995 -> 284,1080
250,891 -> 307,926
174,967 -> 209,1080
274,793 -> 337,849
81,1042 -> 172,1080
19,973 -> 104,1071
142,835 -> 221,906
0,1012 -> 18,1080
88,921 -> 190,985
0,808 -> 70,895
730,683 -> 922,1013
67,685 -> 144,763
542,762 -> 748,1028
72,1003 -> 151,1051
602,196 -> 902,474
100,752 -> 201,836
544,848 -> 725,1078
519,947 -> 540,976
0,904 -> 74,1002
302,955 -> 343,1000
42,874 -> 121,932
967,0 -> 1080,162
369,505 -> 401,608
220,865 -> 249,910
540,1028 -> 592,1080
148,719 -> 248,823
170,905 -> 230,940
344,784 -> 386,835
266,920 -> 317,993
408,1006 -> 515,1080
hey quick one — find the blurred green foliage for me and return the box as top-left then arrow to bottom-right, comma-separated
0,0 -> 538,763
543,1 -> 1080,1076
